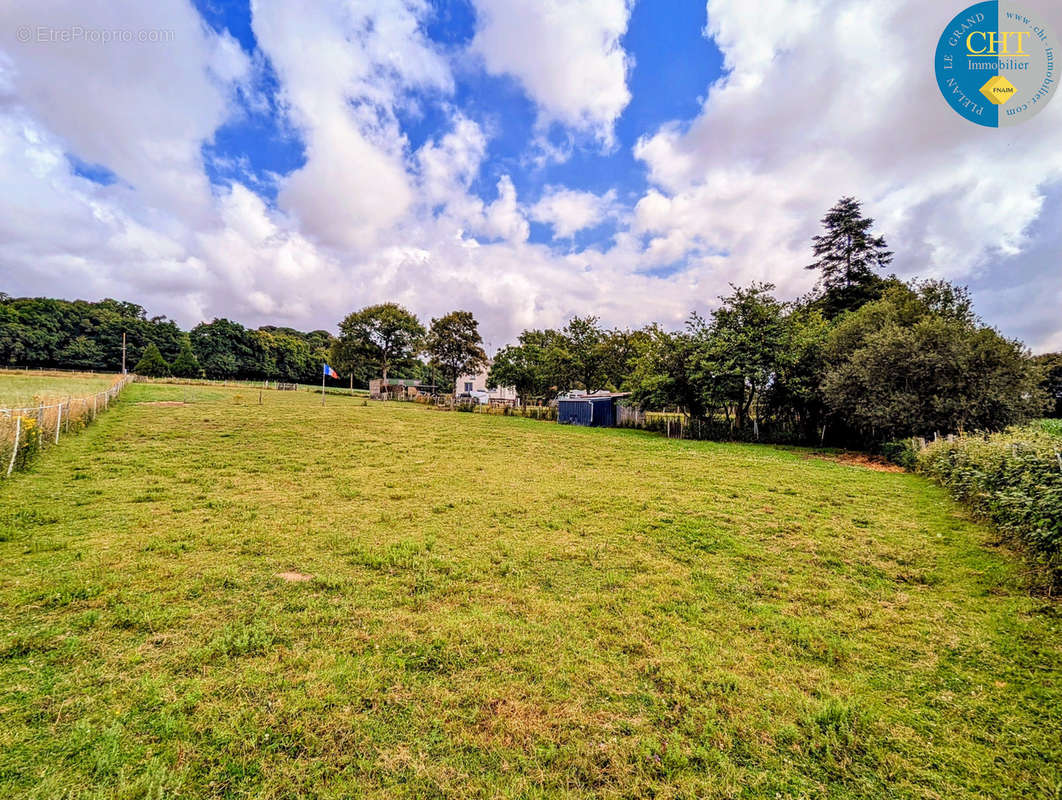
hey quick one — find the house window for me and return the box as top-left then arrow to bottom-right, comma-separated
464,382 -> 473,392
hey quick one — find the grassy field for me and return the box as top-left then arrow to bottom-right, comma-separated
0,370 -> 120,407
0,383 -> 1059,799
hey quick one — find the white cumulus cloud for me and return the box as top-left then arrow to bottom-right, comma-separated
469,0 -> 633,145
530,186 -> 617,238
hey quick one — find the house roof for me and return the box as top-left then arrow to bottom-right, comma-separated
557,392 -> 630,401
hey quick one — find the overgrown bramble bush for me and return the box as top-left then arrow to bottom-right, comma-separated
918,425 -> 1062,590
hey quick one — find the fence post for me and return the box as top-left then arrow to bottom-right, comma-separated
6,416 -> 20,478
55,403 -> 62,444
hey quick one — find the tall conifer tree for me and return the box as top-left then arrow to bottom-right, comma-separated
806,197 -> 893,317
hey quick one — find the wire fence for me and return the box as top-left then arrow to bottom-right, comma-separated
460,399 -> 802,442
1,374 -> 132,478
138,376 -> 369,396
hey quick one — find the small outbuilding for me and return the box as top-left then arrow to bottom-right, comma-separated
556,392 -> 629,427
369,378 -> 426,400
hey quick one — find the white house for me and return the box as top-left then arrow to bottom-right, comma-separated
456,363 -> 519,404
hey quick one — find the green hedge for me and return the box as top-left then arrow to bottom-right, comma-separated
918,425 -> 1062,589
881,439 -> 921,470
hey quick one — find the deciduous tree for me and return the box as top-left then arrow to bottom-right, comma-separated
821,283 -> 1046,440
696,283 -> 788,428
562,316 -> 606,392
1034,352 -> 1062,418
189,318 -> 254,379
628,317 -> 714,418
331,303 -> 424,383
487,329 -> 571,402
426,310 -> 488,393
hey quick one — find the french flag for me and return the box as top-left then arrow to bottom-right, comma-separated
323,363 -> 339,379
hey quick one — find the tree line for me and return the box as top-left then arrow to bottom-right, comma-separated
0,296 -> 333,383
322,198 -> 1057,449
487,197 -> 1058,447
2,197 -> 1058,447
0,292 -> 493,391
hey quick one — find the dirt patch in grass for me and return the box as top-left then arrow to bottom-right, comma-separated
476,696 -> 558,747
276,571 -> 313,582
136,401 -> 188,406
806,451 -> 906,473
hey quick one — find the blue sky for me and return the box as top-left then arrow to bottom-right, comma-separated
1,0 -> 1060,352
192,0 -> 723,254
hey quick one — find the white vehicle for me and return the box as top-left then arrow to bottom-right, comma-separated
469,389 -> 491,405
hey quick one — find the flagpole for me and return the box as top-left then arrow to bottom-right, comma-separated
322,366 -> 326,406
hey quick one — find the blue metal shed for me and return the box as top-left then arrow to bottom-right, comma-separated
556,395 -> 619,427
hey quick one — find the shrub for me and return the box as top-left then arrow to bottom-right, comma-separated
881,438 -> 920,470
171,337 -> 203,378
133,343 -> 171,377
15,417 -> 41,470
918,425 -> 1062,590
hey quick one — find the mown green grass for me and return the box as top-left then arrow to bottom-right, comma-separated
0,370 -> 119,407
1,383 -> 1059,799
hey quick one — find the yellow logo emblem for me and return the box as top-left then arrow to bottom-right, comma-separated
979,75 -> 1016,105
